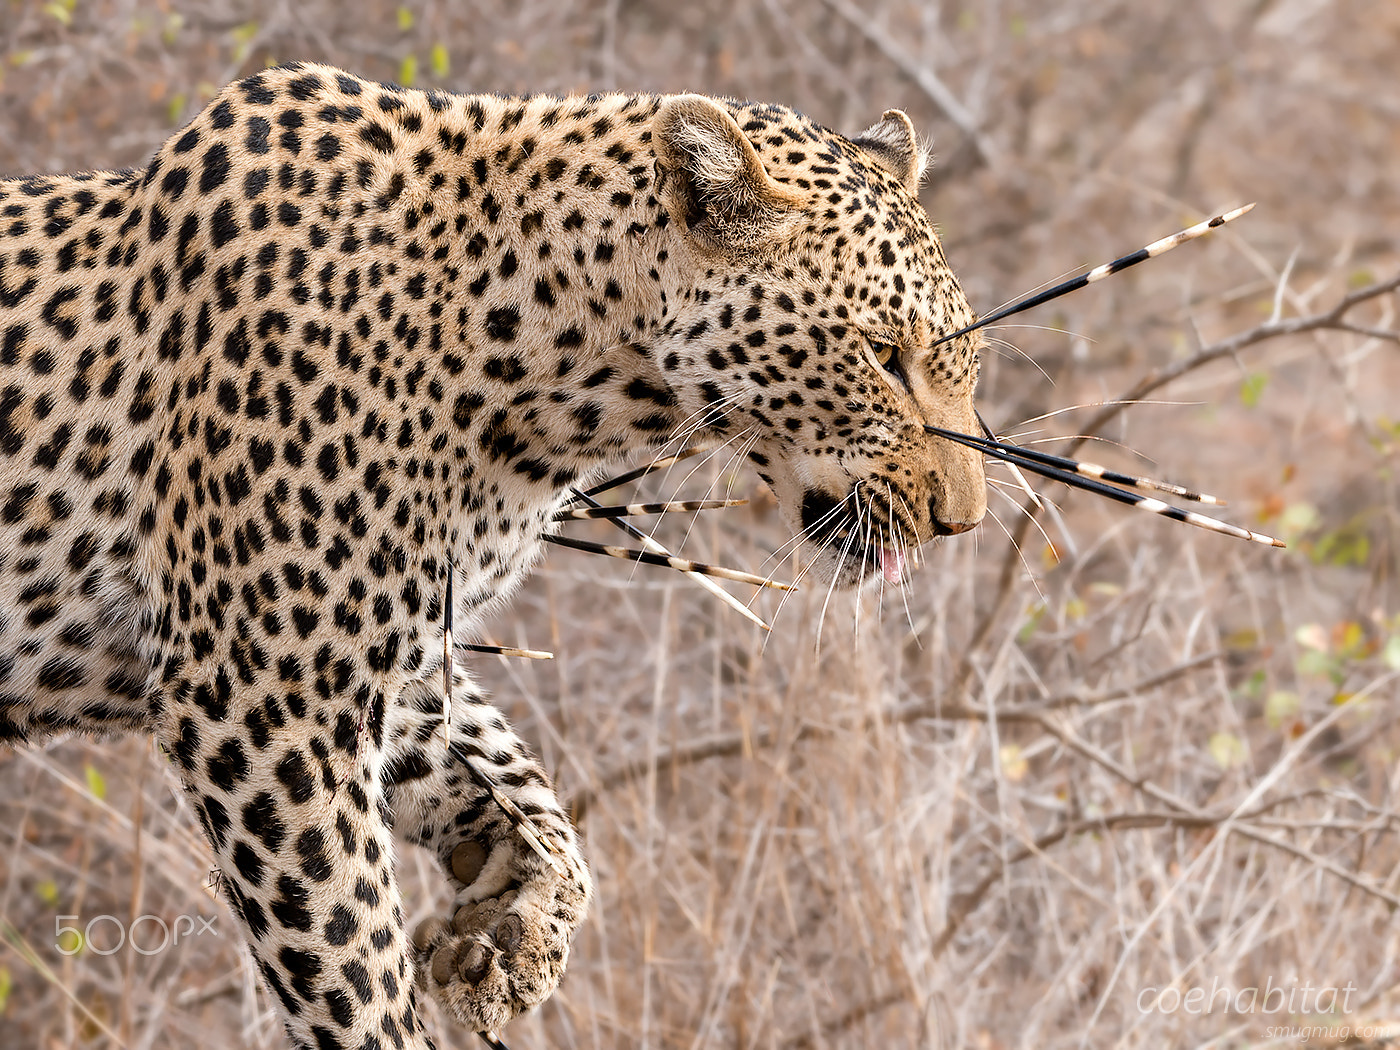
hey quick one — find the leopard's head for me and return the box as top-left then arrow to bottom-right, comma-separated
652,95 -> 985,588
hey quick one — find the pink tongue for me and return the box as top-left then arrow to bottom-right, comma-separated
880,546 -> 905,585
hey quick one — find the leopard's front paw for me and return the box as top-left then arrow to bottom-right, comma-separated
413,837 -> 591,1032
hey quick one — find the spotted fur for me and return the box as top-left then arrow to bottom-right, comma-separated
0,63 -> 985,1047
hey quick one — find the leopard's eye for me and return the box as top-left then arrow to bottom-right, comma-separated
868,338 -> 908,388
870,340 -> 897,367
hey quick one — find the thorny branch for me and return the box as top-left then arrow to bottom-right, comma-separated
815,0 -> 999,169
1072,271 -> 1400,446
569,651 -> 1228,819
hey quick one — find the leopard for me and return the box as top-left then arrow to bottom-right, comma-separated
0,62 -> 985,1048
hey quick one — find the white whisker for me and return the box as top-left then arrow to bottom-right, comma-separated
1006,398 -> 1207,431
814,487 -> 863,653
981,336 -> 1054,384
986,480 -> 1059,554
982,504 -> 1048,602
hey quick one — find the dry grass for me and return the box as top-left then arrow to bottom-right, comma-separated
3,2 -> 1399,1047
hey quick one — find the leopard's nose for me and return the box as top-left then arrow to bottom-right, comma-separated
928,482 -> 983,537
933,517 -> 980,536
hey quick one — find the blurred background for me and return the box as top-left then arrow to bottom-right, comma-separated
1,1 -> 1398,1047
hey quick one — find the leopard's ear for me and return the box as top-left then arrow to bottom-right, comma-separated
851,109 -> 925,193
653,95 -> 805,255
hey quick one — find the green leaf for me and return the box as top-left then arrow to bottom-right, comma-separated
1265,690 -> 1300,730
1239,372 -> 1268,408
1224,628 -> 1260,651
1208,731 -> 1248,769
231,21 -> 258,64
44,1 -> 72,25
1343,534 -> 1369,567
398,54 -> 419,88
1383,635 -> 1400,671
36,879 -> 58,905
1238,668 -> 1266,699
1312,528 -> 1369,568
84,762 -> 106,801
1296,648 -> 1335,679
430,43 -> 450,78
397,6 -> 415,30
1337,621 -> 1365,658
163,12 -> 184,45
1017,602 -> 1046,643
998,744 -> 1028,782
167,92 -> 188,126
0,965 -> 11,1015
1278,502 -> 1319,541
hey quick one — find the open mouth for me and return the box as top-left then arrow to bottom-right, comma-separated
798,488 -> 908,585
